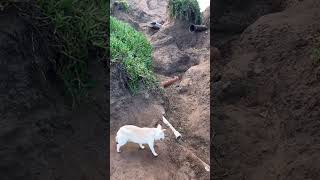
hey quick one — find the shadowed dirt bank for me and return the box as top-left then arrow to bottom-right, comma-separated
212,0 -> 320,179
0,4 -> 107,180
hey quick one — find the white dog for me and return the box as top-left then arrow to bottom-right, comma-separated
116,124 -> 166,157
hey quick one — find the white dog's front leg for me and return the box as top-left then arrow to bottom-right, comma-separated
148,141 -> 158,157
117,144 -> 122,153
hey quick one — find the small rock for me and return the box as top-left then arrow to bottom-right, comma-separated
178,87 -> 188,94
144,92 -> 149,99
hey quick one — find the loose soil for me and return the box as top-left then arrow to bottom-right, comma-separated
213,0 -> 320,179
110,0 -> 210,180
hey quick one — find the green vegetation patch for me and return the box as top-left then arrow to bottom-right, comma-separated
37,0 -> 108,105
168,0 -> 202,24
312,48 -> 320,64
110,16 -> 157,93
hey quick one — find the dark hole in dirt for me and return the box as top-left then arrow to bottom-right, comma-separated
189,24 -> 196,32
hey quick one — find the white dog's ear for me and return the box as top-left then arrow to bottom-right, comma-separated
157,124 -> 162,129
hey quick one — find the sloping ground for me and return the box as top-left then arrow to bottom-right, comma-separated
110,1 -> 210,179
164,48 -> 210,162
0,4 -> 107,180
213,0 -> 320,179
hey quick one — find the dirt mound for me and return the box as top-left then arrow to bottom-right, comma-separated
0,4 -> 107,180
213,0 -> 320,179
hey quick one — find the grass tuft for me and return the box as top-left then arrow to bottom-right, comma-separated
110,16 -> 157,93
312,48 -> 320,64
36,0 -> 108,106
168,0 -> 202,24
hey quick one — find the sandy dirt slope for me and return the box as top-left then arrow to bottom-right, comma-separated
110,0 -> 210,179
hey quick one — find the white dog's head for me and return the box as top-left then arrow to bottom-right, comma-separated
155,124 -> 166,141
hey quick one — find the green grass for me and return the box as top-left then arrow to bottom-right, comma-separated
312,48 -> 320,64
36,0 -> 108,106
168,0 -> 202,24
110,16 -> 157,93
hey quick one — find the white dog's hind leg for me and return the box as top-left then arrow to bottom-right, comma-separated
139,144 -> 145,149
148,141 -> 158,156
